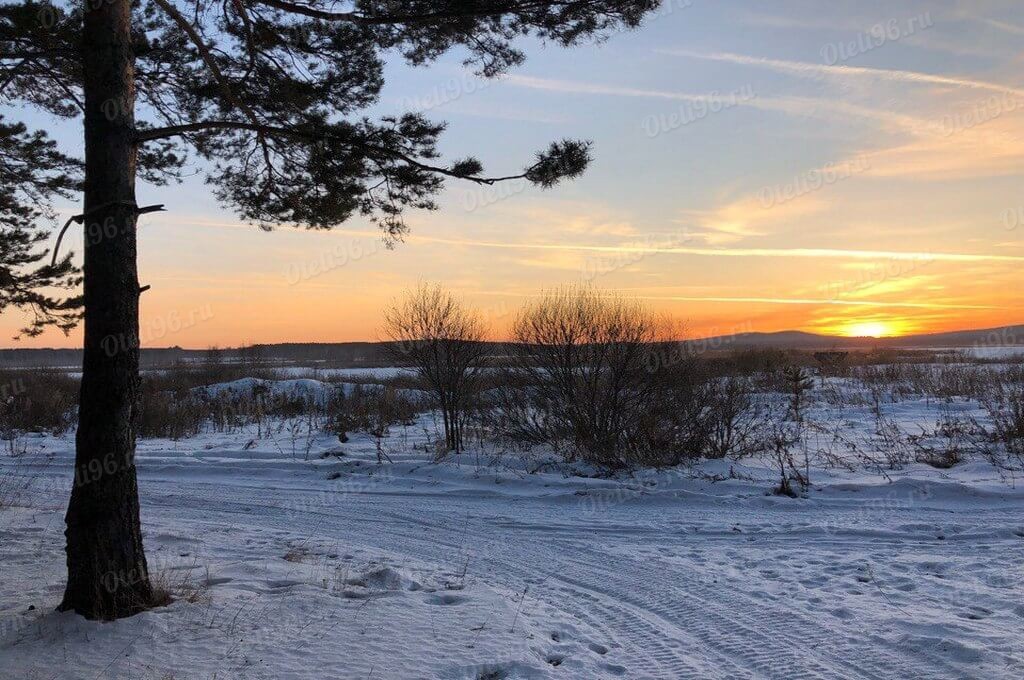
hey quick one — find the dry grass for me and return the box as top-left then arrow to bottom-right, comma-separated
149,565 -> 213,607
0,450 -> 53,509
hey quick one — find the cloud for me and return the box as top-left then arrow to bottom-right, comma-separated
628,294 -> 994,310
152,215 -> 1024,268
663,50 -> 1024,98
972,17 -> 1024,36
681,195 -> 828,245
401,234 -> 1024,264
474,289 -> 995,310
736,12 -> 865,32
163,215 -> 1024,265
502,74 -> 935,135
842,274 -> 940,299
861,108 -> 1024,179
643,50 -> 1024,180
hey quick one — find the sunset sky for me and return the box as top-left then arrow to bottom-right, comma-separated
5,0 -> 1023,348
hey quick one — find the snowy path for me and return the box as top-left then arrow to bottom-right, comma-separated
2,433 -> 1024,679
140,460 -> 1024,678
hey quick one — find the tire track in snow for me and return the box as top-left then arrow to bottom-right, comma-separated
140,476 -> 1006,679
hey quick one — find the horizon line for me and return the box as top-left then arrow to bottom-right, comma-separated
4,321 -> 1021,352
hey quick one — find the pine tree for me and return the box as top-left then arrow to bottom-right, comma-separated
0,117 -> 82,337
1,0 -> 659,619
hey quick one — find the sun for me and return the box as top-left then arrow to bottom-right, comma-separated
842,321 -> 895,338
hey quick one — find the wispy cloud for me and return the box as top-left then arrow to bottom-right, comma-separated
663,50 -> 1024,98
627,294 -> 994,310
736,12 -> 864,32
973,16 -> 1024,36
474,289 -> 995,310
402,233 -> 1023,264
502,74 -> 935,134
680,195 -> 827,245
860,108 -> 1024,179
165,216 -> 1024,264
652,50 -> 1024,180
842,274 -> 940,299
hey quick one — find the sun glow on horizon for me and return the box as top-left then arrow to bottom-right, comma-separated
840,321 -> 900,338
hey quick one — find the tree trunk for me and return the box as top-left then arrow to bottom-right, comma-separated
60,0 -> 154,620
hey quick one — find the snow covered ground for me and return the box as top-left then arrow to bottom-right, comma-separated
2,378 -> 1024,679
957,346 -> 1024,360
273,366 -> 417,380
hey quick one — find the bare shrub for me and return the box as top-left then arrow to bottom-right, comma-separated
853,362 -> 1008,402
138,386 -> 206,439
329,386 -> 418,462
907,417 -> 972,469
984,386 -> 1024,462
624,356 -> 716,467
503,287 -> 656,467
725,348 -> 793,382
705,376 -> 767,459
891,410 -> 986,469
500,287 -> 710,469
764,421 -> 808,497
383,284 -> 487,453
872,416 -> 913,470
0,369 -> 77,439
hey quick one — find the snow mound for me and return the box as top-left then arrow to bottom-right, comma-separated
194,377 -> 426,405
345,566 -> 420,592
196,377 -> 337,403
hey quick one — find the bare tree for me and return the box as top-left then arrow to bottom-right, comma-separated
383,284 -> 487,454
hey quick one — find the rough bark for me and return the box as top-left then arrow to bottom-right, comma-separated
59,0 -> 154,620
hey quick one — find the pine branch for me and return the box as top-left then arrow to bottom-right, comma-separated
135,120 -> 538,185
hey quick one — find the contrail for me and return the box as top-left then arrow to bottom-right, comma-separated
626,295 -> 994,310
502,74 -> 934,133
473,290 -> 995,310
973,17 -> 1024,37
166,217 -> 1024,264
663,50 -> 1024,99
402,233 -> 1022,264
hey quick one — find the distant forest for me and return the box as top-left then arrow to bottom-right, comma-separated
2,325 -> 1021,369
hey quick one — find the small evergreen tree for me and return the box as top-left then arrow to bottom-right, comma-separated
783,365 -> 814,422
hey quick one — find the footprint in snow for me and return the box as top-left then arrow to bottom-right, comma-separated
425,593 -> 468,606
957,606 -> 993,620
266,579 -> 304,589
831,607 -> 854,620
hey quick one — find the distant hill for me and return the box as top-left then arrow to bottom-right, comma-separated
687,325 -> 1024,351
1,324 -> 1021,368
